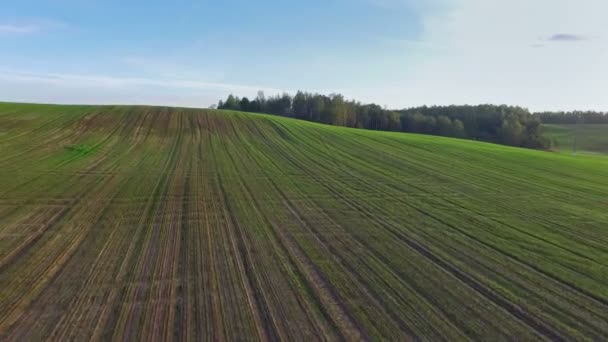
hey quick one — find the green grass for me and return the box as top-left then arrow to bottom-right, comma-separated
1,102 -> 607,340
544,123 -> 608,155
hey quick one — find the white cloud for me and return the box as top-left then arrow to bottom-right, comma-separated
363,0 -> 608,111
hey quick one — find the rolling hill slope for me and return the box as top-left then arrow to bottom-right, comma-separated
1,103 -> 607,341
544,123 -> 608,155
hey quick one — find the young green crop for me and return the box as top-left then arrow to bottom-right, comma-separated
1,103 -> 607,341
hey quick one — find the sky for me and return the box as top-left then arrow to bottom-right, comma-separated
0,0 -> 606,112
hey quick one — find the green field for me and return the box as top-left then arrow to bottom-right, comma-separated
544,123 -> 608,155
1,102 -> 607,341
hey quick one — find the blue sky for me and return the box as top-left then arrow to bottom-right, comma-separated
1,0 -> 606,111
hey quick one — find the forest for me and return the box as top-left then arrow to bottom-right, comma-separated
217,91 -> 550,149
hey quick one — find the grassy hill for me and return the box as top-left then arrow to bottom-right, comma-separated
1,102 -> 607,340
544,123 -> 608,155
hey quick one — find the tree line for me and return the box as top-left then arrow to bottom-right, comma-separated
535,111 -> 608,124
217,91 -> 551,149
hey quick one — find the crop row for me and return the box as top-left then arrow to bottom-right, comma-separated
0,103 -> 607,340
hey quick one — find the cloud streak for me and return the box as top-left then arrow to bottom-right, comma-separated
0,69 -> 288,96
0,24 -> 37,34
0,19 -> 68,35
546,33 -> 589,42
365,0 -> 450,11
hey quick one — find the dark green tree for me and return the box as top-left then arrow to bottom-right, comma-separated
436,115 -> 453,136
240,97 -> 250,112
293,91 -> 307,119
224,94 -> 240,110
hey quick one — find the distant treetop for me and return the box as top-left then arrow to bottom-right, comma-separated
534,111 -> 608,124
